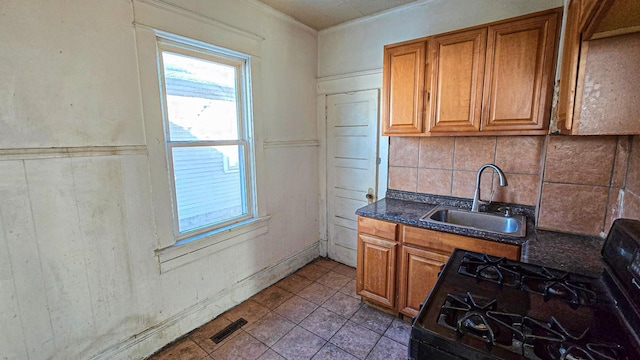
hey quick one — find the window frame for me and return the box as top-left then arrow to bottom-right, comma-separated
157,37 -> 258,242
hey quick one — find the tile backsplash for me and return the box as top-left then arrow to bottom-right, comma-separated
389,136 -> 543,206
388,135 -> 640,236
538,136 -> 619,235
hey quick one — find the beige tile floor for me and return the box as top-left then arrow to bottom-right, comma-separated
148,258 -> 411,360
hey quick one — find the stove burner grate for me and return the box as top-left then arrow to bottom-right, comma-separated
521,268 -> 597,306
458,253 -> 513,285
437,292 -> 629,359
534,317 -> 627,360
458,253 -> 598,306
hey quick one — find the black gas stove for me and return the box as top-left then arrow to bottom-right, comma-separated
410,219 -> 640,360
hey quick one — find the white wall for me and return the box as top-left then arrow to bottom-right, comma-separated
0,0 -> 318,359
318,0 -> 563,78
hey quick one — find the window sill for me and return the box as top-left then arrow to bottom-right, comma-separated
155,215 -> 270,273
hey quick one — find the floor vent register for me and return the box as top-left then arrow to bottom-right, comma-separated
210,318 -> 247,344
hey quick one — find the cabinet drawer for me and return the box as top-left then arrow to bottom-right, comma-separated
402,225 -> 440,248
401,225 -> 520,260
358,216 -> 397,241
439,232 -> 520,260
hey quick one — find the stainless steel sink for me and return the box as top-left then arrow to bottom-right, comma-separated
420,206 -> 526,237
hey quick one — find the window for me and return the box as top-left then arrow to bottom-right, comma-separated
158,39 -> 255,240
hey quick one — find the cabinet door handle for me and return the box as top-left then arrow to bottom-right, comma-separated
633,278 -> 640,290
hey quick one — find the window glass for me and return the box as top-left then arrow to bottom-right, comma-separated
162,52 -> 239,141
171,145 -> 246,233
159,43 -> 253,238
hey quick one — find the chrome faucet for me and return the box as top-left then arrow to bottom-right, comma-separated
471,164 -> 508,212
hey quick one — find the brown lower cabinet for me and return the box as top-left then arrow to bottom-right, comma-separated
356,217 -> 398,308
397,246 -> 449,316
356,216 -> 521,317
357,233 -> 397,308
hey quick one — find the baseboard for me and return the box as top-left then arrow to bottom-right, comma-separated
90,241 -> 319,360
319,239 -> 328,257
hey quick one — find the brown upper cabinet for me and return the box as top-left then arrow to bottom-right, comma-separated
381,40 -> 427,135
382,8 -> 562,136
482,13 -> 559,133
557,0 -> 640,135
430,28 -> 486,133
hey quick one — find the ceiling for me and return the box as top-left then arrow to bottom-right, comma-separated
256,0 -> 420,30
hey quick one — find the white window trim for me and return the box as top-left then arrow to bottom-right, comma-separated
157,38 -> 256,240
133,1 -> 268,271
155,215 -> 270,273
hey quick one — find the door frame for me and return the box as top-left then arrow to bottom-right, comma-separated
317,69 -> 388,259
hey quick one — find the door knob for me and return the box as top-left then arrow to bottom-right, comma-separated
366,188 -> 375,203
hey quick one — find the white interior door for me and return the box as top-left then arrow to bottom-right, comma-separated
326,90 -> 380,267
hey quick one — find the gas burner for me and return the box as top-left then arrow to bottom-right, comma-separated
479,266 -> 501,281
522,268 -> 597,306
533,317 -> 627,360
438,293 -> 503,346
458,253 -> 518,286
458,312 -> 494,342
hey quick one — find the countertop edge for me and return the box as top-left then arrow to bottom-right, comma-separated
356,198 -> 605,277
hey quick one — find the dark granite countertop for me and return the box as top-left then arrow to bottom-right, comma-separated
356,198 -> 532,246
525,229 -> 604,277
356,191 -> 605,277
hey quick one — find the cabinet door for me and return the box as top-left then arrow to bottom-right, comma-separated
481,10 -> 560,132
430,28 -> 486,133
381,40 -> 427,135
356,233 -> 397,308
398,246 -> 448,317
